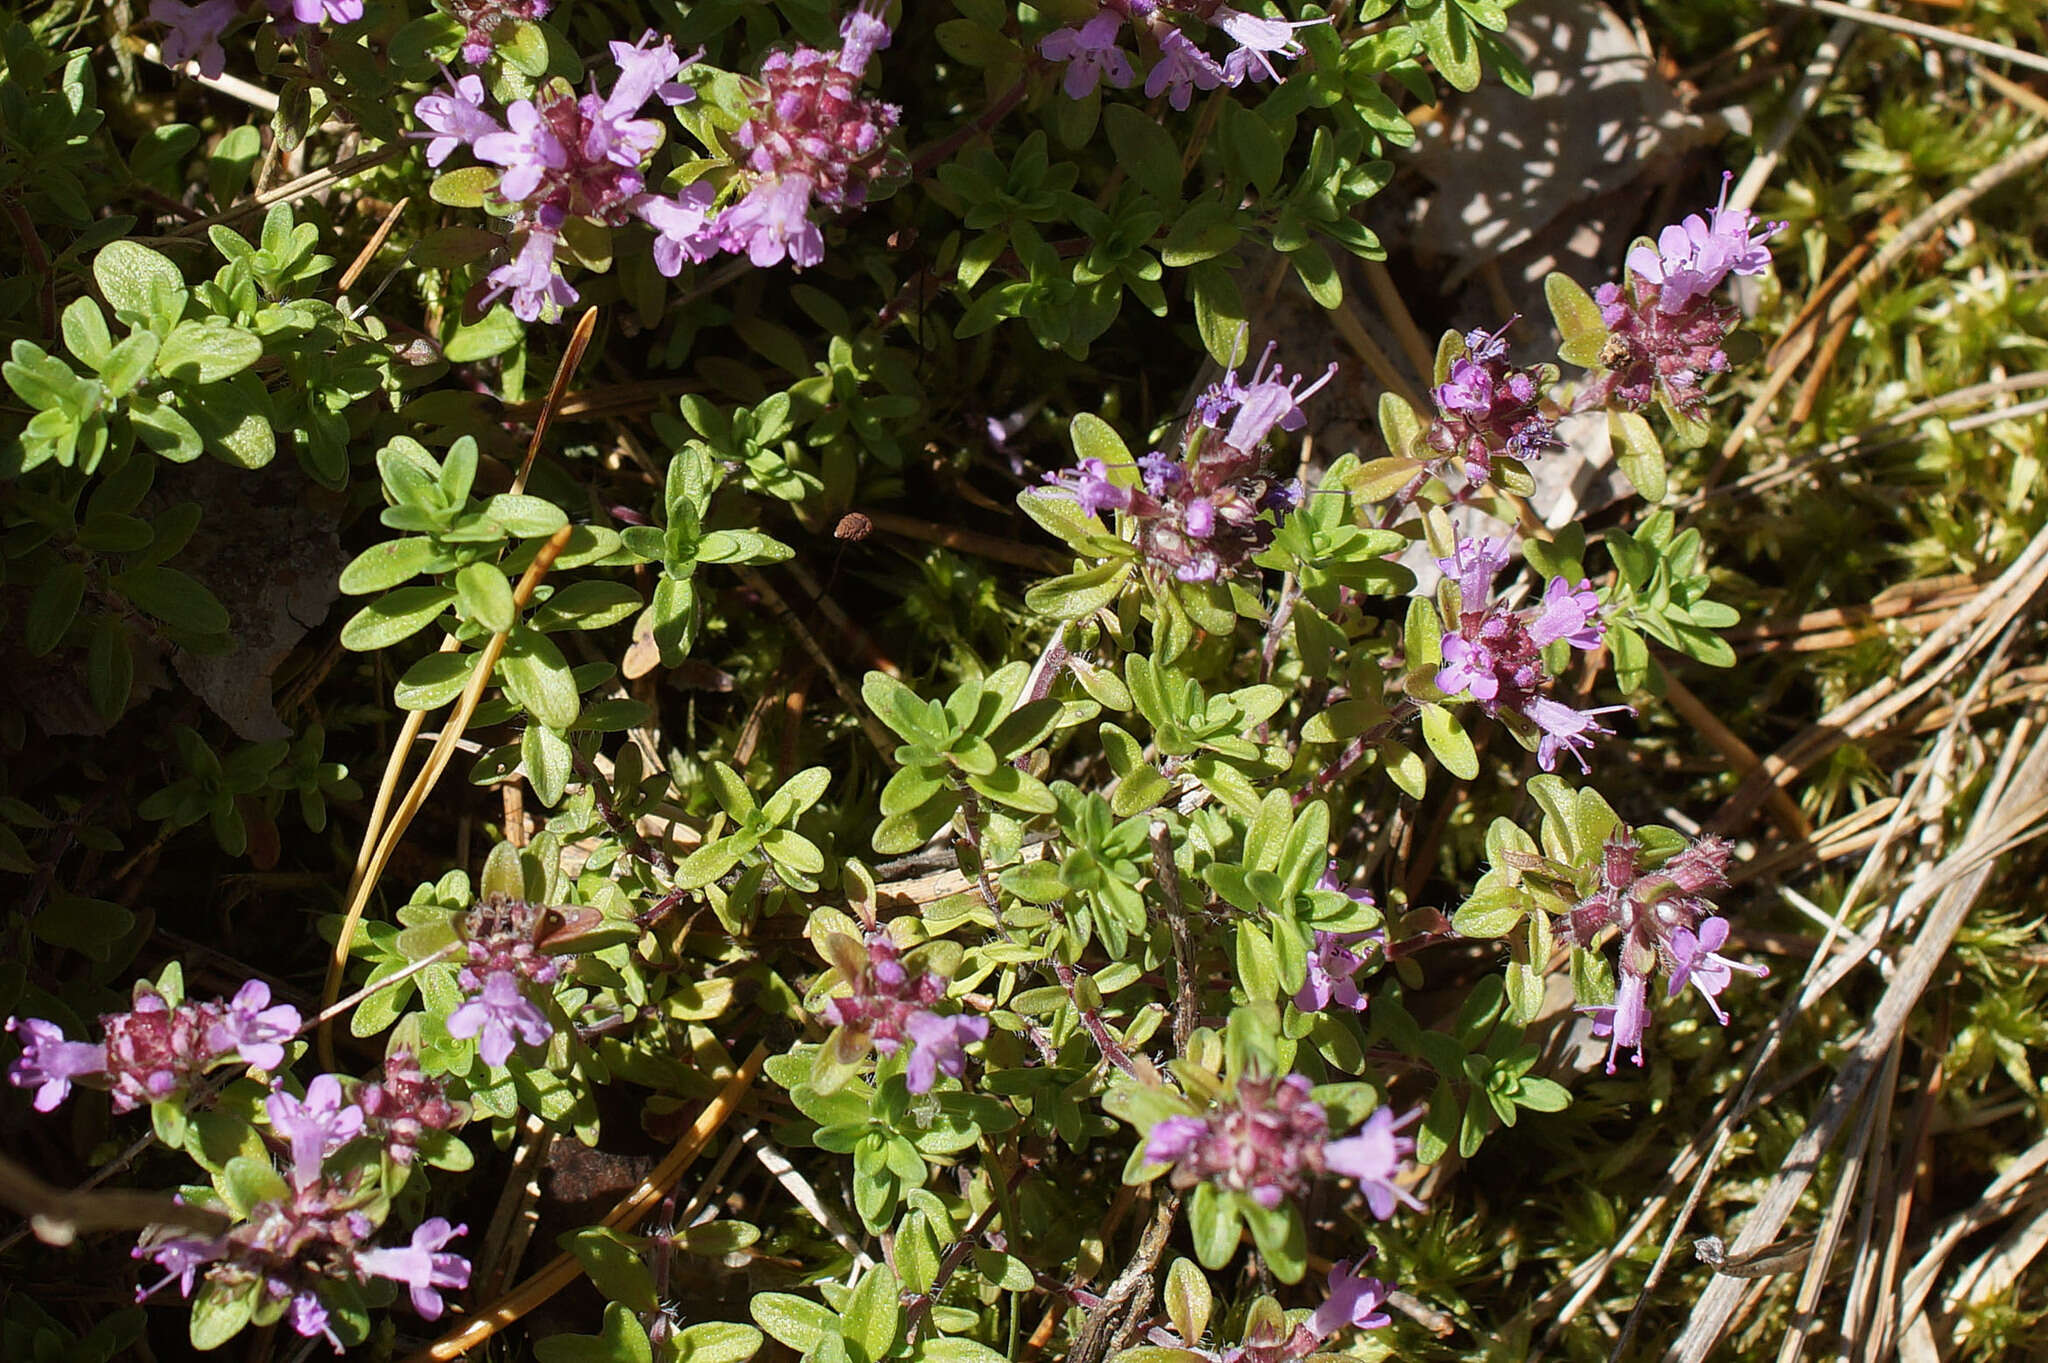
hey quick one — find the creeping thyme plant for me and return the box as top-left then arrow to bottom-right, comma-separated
0,0 -> 1852,1357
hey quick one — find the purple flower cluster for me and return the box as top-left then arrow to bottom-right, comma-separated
715,3 -> 903,269
818,931 -> 990,1092
1562,832 -> 1768,1073
1584,174 -> 1784,417
414,6 -> 902,315
138,1202 -> 470,1352
146,0 -> 360,79
1432,536 -> 1629,772
358,1050 -> 464,1163
6,980 -> 299,1114
444,893 -> 564,1067
132,1066 -> 470,1350
1143,1074 -> 1423,1219
1428,322 -> 1563,482
1044,342 -> 1332,583
1039,2 -> 1328,109
414,31 -> 700,321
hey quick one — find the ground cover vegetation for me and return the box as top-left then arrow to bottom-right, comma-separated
1,0 -> 2045,1359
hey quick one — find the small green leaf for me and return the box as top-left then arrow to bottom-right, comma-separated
1420,703 -> 1478,779
155,319 -> 262,382
456,562 -> 517,633
339,537 -> 438,594
841,1263 -> 901,1363
560,1227 -> 659,1314
341,586 -> 453,651
94,240 -> 187,328
26,561 -> 86,656
1546,271 -> 1609,368
1609,409 -> 1667,503
113,566 -> 228,635
501,627 -> 581,730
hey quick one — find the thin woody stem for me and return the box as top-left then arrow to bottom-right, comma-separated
1150,820 -> 1201,1054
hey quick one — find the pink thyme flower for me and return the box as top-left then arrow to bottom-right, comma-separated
818,932 -> 986,1091
267,0 -> 363,30
267,1076 -> 366,1188
1221,344 -> 1339,455
716,174 -> 826,269
837,0 -> 894,75
358,1051 -> 463,1163
356,1217 -> 471,1319
473,99 -> 570,203
1210,5 -> 1328,85
1146,28 -> 1227,111
1527,575 -> 1605,651
635,185 -> 722,276
149,0 -> 239,78
416,72 -> 502,168
135,1176 -> 385,1351
1144,1075 -> 1422,1217
483,219 -> 578,323
4,1016 -> 108,1112
447,970 -> 552,1067
1307,1259 -> 1394,1337
1580,173 -> 1782,417
1427,322 -> 1561,481
1323,1104 -> 1425,1220
1040,12 -> 1136,99
1579,967 -> 1650,1074
713,9 -> 901,270
1525,696 -> 1633,773
1431,536 -> 1627,767
905,1011 -> 991,1092
1043,456 -> 1134,519
1667,916 -> 1770,1023
1295,930 -> 1378,1013
1627,172 -> 1783,314
1043,342 -> 1323,585
1561,831 -> 1762,1072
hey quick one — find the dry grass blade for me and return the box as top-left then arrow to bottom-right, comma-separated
1891,1131 -> 2048,1335
1769,0 -> 2048,78
317,525 -> 575,1065
337,195 -> 411,295
1664,724 -> 2048,1361
164,145 -> 405,237
318,313 -> 597,1064
1713,521 -> 2048,831
404,1043 -> 764,1363
1710,127 -> 2048,485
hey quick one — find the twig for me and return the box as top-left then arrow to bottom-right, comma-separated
0,1149 -> 231,1244
863,509 -> 1070,574
336,194 -> 410,294
1726,2 -> 1872,216
905,1191 -> 1012,1340
164,145 -> 405,238
1150,820 -> 1201,1054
